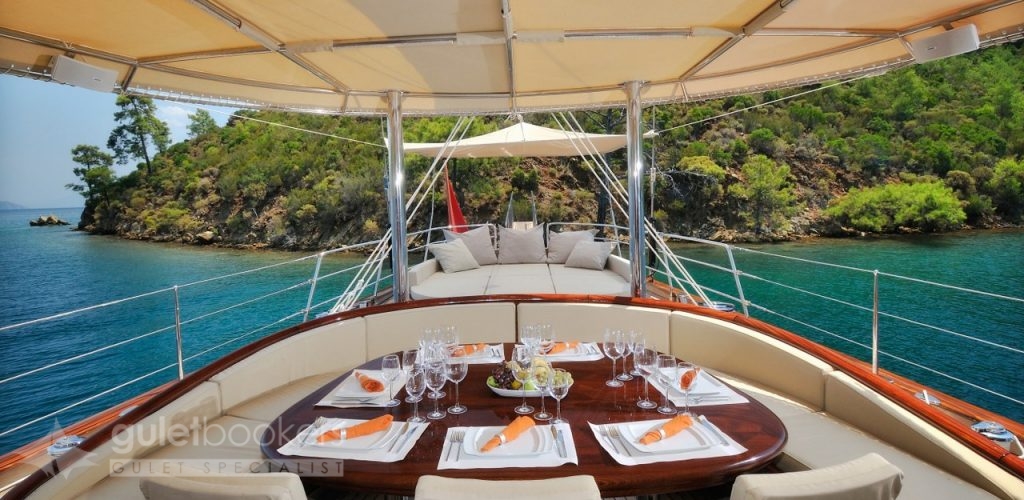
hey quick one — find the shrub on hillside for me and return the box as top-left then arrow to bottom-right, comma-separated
826,181 -> 966,232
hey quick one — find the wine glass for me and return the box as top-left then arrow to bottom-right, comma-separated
521,325 -> 540,354
617,330 -> 636,381
424,361 -> 447,420
548,368 -> 571,424
511,345 -> 535,415
442,325 -> 459,354
603,329 -> 624,388
405,367 -> 427,423
678,362 -> 701,415
532,361 -> 552,421
628,330 -> 645,376
402,348 -> 421,403
634,346 -> 658,409
380,354 -> 401,407
446,346 -> 468,414
423,342 -> 447,399
656,354 -> 678,415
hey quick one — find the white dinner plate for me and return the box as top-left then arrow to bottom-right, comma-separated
462,426 -> 553,457
617,420 -> 711,454
306,420 -> 402,451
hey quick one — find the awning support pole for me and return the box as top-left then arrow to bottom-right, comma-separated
386,90 -> 409,302
625,81 -> 647,297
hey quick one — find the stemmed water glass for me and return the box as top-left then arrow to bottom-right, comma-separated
422,342 -> 447,399
402,348 -> 421,403
678,362 -> 700,415
628,330 -> 645,376
405,367 -> 427,423
617,330 -> 636,381
548,368 -> 571,424
634,346 -> 658,409
603,329 -> 625,388
511,345 -> 535,415
424,361 -> 447,420
380,354 -> 401,407
446,346 -> 468,414
656,354 -> 678,414
532,362 -> 552,421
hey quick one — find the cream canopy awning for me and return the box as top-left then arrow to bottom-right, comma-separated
403,122 -> 654,158
1,1 -> 1021,116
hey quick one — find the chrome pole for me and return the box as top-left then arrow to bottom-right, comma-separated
173,285 -> 184,380
726,246 -> 749,316
386,90 -> 409,302
303,252 -> 324,321
624,80 -> 647,297
872,270 -> 880,374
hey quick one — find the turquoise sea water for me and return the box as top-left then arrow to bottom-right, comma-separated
0,208 -> 364,455
0,208 -> 1021,456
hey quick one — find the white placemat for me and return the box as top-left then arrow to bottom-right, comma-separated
316,370 -> 407,408
277,418 -> 428,463
589,416 -> 746,466
648,369 -> 748,406
543,342 -> 605,362
453,344 -> 505,364
437,423 -> 578,470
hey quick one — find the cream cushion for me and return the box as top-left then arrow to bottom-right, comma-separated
415,474 -> 601,500
428,238 -> 480,273
444,225 -> 497,265
498,225 -> 547,264
139,472 -> 306,500
546,229 -> 596,263
564,241 -> 612,270
729,453 -> 902,500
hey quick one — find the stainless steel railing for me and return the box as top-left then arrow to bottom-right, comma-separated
658,232 -> 1024,419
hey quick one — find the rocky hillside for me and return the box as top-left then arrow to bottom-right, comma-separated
76,43 -> 1023,250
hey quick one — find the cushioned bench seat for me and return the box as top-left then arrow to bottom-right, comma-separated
408,256 -> 631,299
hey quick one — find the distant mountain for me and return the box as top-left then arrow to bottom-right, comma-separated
0,201 -> 28,210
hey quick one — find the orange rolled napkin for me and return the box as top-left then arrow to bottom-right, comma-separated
679,367 -> 700,390
355,371 -> 385,392
454,343 -> 488,356
639,414 -> 693,445
547,341 -> 579,354
481,415 -> 536,452
317,414 -> 393,443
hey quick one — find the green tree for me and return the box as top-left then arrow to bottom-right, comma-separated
66,144 -> 115,205
107,95 -> 170,174
728,154 -> 798,234
987,158 -> 1024,221
187,109 -> 218,139
826,182 -> 966,232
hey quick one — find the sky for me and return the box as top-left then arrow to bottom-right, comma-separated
0,77 -> 234,209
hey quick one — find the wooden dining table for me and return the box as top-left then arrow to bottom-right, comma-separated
260,344 -> 787,497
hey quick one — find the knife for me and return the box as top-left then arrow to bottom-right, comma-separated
698,415 -> 729,446
551,425 -> 567,458
388,422 -> 410,452
391,422 -> 417,454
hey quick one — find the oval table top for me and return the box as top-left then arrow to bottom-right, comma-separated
261,345 -> 787,497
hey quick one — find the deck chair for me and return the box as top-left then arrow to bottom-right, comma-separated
729,452 -> 903,500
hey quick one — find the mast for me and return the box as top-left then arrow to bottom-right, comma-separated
386,90 -> 409,302
625,81 -> 647,297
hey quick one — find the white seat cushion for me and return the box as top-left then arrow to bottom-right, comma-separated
730,453 -> 902,500
415,474 -> 601,500
139,472 -> 306,500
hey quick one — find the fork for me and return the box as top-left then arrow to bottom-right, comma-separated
600,426 -> 631,457
607,426 -> 635,457
446,429 -> 465,462
301,416 -> 327,445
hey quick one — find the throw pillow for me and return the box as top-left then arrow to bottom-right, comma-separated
428,238 -> 480,273
498,225 -> 547,264
443,225 -> 497,265
546,229 -> 597,264
564,240 -> 613,270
